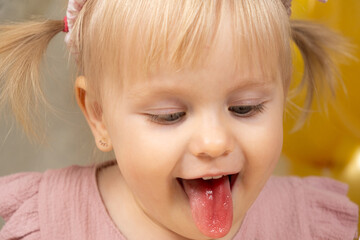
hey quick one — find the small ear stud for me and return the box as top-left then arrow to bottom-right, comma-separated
99,138 -> 109,148
97,137 -> 113,152
96,137 -> 112,152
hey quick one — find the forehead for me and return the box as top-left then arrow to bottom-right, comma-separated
123,28 -> 279,102
124,14 -> 278,91
87,1 -> 291,94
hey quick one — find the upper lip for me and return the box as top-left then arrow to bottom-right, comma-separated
180,171 -> 240,180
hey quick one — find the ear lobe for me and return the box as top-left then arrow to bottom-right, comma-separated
75,76 -> 113,152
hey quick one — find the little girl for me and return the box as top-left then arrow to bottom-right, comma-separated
0,0 -> 358,239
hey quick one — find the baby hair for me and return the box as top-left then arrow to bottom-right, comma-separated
0,0 -> 349,138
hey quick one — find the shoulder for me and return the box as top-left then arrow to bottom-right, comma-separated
0,172 -> 42,239
0,163 -> 96,240
293,176 -> 359,240
237,176 -> 359,240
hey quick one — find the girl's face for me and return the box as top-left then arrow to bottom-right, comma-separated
100,16 -> 285,240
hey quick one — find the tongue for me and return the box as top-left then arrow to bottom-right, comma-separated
182,176 -> 233,238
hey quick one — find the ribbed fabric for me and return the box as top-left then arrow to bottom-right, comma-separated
0,161 -> 358,240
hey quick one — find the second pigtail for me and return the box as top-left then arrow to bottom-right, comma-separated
289,19 -> 352,130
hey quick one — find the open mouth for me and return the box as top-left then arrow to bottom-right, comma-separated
177,173 -> 239,192
176,173 -> 239,238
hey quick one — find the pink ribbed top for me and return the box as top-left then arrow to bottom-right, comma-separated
0,161 -> 358,240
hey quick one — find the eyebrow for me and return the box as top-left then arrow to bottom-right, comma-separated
226,78 -> 276,93
127,84 -> 183,100
127,77 -> 276,100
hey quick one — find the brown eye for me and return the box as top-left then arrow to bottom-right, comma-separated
148,112 -> 186,125
228,104 -> 265,117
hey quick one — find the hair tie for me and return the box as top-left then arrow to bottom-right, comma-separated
63,16 -> 69,33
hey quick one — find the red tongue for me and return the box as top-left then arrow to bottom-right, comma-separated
182,176 -> 233,238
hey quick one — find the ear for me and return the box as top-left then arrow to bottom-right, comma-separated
75,76 -> 113,152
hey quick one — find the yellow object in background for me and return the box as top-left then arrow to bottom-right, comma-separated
282,0 -> 360,228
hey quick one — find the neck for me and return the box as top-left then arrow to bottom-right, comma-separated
97,164 -> 191,240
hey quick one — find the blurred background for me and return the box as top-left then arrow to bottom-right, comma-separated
0,0 -> 359,230
284,0 -> 360,231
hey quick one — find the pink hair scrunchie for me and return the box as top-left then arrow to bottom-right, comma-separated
64,0 -> 87,55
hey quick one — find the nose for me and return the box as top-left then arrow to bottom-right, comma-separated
188,117 -> 235,159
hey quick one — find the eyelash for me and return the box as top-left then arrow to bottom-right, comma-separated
147,103 -> 266,125
147,112 -> 186,125
228,103 -> 266,118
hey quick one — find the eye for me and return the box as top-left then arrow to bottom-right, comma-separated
228,103 -> 265,117
147,112 -> 186,125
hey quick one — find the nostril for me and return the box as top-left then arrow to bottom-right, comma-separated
223,150 -> 231,156
197,147 -> 232,159
188,129 -> 235,159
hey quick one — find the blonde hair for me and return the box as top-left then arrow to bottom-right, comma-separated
0,20 -> 63,138
0,0 -> 348,138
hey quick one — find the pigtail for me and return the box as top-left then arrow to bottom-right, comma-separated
0,20 -> 64,139
289,20 -> 352,130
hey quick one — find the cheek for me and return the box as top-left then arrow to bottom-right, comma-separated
241,103 -> 284,171
244,130 -> 282,174
108,124 -> 168,206
107,115 -> 184,186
